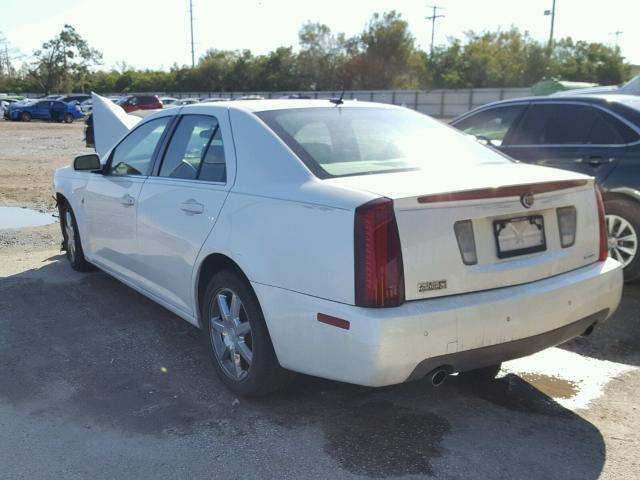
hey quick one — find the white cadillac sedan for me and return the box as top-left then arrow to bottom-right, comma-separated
53,98 -> 623,396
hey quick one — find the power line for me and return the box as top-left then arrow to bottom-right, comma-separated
189,0 -> 195,68
425,5 -> 445,57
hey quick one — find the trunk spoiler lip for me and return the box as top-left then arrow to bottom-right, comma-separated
417,179 -> 589,204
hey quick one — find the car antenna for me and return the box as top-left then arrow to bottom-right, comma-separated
330,88 -> 345,106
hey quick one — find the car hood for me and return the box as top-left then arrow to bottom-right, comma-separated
92,92 -> 141,158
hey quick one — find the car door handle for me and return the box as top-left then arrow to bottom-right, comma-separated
578,156 -> 610,166
180,199 -> 204,215
120,194 -> 135,207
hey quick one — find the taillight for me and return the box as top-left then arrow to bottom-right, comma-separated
595,185 -> 608,261
354,198 -> 405,307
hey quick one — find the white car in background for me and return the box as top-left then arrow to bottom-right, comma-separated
53,98 -> 623,396
174,98 -> 200,107
159,97 -> 179,107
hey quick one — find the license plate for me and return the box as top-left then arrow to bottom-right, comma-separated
493,215 -> 546,258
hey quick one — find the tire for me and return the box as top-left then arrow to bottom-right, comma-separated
459,363 -> 502,382
64,113 -> 74,124
605,199 -> 640,282
21,112 -> 31,122
202,269 -> 295,396
61,203 -> 95,272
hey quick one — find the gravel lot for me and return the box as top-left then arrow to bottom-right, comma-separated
1,121 -> 639,479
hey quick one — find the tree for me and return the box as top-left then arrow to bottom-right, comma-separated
350,11 -> 425,89
427,28 -> 631,88
297,22 -> 353,90
551,39 -> 631,85
29,24 -> 102,94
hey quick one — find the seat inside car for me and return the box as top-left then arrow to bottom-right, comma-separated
199,144 -> 226,182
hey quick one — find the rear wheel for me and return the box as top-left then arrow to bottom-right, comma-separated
61,203 -> 94,272
21,112 -> 31,122
202,270 -> 294,396
64,113 -> 74,123
459,363 -> 502,382
605,199 -> 640,282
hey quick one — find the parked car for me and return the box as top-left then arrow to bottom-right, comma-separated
452,95 -> 640,281
8,99 -> 83,123
280,94 -> 313,99
79,99 -> 93,114
160,97 -> 179,106
199,97 -> 229,103
116,94 -> 163,112
174,98 -> 200,106
1,95 -> 26,119
58,94 -> 91,104
53,99 -> 622,396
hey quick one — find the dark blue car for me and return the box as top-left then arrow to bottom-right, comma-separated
8,100 -> 83,123
452,94 -> 640,282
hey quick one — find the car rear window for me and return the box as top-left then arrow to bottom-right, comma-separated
257,107 -> 511,178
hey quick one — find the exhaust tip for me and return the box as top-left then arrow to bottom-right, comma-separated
430,369 -> 449,387
582,324 -> 595,337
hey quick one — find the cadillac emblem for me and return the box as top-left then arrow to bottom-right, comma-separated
521,192 -> 535,209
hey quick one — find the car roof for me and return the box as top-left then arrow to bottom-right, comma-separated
472,94 -> 639,110
192,98 -> 403,113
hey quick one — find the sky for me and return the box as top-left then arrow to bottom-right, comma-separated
1,0 -> 639,70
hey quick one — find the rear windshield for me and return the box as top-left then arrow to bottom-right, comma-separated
256,107 -> 511,178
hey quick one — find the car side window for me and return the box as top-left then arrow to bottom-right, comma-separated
589,111 -> 639,145
454,105 -> 525,146
158,114 -> 226,182
510,104 -> 600,145
108,117 -> 171,176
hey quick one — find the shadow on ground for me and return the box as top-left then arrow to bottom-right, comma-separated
0,255 -> 616,479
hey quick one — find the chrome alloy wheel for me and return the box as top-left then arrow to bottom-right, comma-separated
64,210 -> 76,262
606,214 -> 638,267
209,288 -> 253,381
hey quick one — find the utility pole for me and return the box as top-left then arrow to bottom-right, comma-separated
426,5 -> 445,57
544,0 -> 557,52
3,44 -> 8,75
189,0 -> 195,68
611,30 -> 623,48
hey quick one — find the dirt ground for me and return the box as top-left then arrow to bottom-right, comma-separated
1,120 -> 639,479
0,120 -> 90,211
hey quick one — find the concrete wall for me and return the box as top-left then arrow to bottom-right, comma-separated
160,88 -> 532,117
23,87 -> 534,118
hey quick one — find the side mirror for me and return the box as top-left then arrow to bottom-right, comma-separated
73,153 -> 101,171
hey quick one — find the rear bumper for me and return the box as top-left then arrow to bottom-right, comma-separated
253,258 -> 623,387
406,309 -> 607,381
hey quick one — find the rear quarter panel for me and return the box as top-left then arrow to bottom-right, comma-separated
194,107 -> 376,307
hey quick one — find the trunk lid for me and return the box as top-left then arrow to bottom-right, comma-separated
326,163 -> 601,300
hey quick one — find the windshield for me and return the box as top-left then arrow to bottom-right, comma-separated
256,107 -> 511,178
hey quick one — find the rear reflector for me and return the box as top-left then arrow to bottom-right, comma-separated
317,313 -> 350,330
595,186 -> 608,262
556,207 -> 577,248
354,197 -> 405,307
417,180 -> 588,204
454,220 -> 478,265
